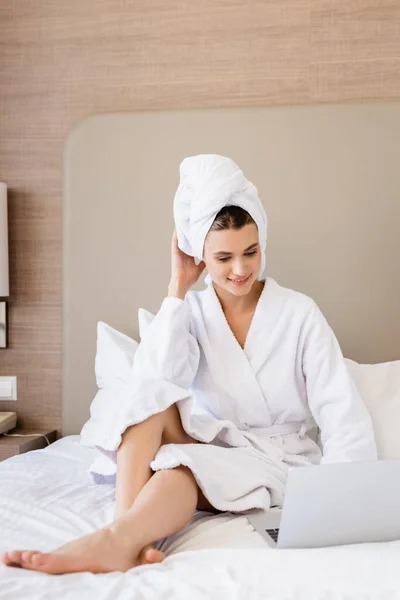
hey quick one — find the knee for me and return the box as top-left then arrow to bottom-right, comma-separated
120,405 -> 183,449
120,411 -> 167,445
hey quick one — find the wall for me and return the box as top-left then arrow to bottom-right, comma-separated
0,0 -> 399,431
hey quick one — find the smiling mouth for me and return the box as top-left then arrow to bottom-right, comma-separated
228,274 -> 251,284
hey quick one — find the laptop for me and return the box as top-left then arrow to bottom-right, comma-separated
247,459 -> 400,549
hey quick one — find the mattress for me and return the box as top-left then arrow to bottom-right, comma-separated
0,436 -> 399,599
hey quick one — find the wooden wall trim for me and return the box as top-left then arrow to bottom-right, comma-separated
0,0 -> 399,431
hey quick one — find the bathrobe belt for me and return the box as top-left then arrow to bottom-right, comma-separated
241,419 -> 316,439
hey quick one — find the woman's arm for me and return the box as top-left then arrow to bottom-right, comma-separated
109,231 -> 205,447
302,303 -> 377,464
129,229 -> 205,387
131,294 -> 200,388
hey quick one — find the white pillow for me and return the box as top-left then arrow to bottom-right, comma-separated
80,321 -> 139,443
95,321 -> 139,389
345,358 -> 400,459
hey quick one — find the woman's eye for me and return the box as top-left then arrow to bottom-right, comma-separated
217,250 -> 257,263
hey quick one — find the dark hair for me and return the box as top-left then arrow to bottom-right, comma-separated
209,205 -> 256,232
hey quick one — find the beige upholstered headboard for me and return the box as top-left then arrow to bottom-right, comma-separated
63,103 -> 400,435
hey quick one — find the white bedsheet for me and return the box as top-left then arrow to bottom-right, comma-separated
0,436 -> 399,599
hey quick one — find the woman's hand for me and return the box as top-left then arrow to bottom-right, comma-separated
168,230 -> 205,299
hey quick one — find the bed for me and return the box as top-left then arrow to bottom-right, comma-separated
1,435 -> 400,599
1,103 -> 400,598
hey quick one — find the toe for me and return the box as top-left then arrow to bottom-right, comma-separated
137,545 -> 160,566
9,551 -> 24,565
29,553 -> 51,571
148,549 -> 165,563
143,547 -> 165,564
27,551 -> 91,575
0,552 -> 12,565
21,551 -> 40,565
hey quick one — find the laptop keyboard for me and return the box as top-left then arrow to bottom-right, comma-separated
266,528 -> 280,542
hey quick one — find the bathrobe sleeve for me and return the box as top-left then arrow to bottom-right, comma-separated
132,296 -> 200,389
302,303 -> 377,464
94,296 -> 202,452
82,296 -> 201,466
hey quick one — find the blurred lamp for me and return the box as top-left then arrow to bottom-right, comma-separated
0,182 -> 9,348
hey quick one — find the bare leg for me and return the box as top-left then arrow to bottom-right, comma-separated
0,404 -> 208,573
1,466 -> 199,574
115,404 -> 195,565
116,404 -> 193,517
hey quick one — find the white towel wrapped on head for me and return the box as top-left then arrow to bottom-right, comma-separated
173,154 -> 268,278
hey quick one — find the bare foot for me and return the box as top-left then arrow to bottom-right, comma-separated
0,528 -> 165,574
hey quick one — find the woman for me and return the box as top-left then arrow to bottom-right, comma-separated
1,155 -> 377,574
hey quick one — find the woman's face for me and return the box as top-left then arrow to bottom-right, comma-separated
203,224 -> 262,296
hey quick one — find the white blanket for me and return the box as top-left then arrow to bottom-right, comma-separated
0,437 -> 399,599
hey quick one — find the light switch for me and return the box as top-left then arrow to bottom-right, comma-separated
0,376 -> 17,401
0,381 -> 12,398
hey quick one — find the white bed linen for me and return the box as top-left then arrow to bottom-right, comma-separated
0,436 -> 399,599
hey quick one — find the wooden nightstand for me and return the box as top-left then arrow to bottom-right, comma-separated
0,429 -> 58,461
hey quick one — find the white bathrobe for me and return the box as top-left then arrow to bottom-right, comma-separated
93,277 -> 377,512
